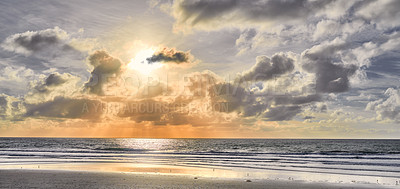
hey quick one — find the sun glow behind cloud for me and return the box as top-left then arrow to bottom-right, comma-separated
1,0 -> 400,139
127,48 -> 163,75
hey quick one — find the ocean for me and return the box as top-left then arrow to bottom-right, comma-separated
1,138 -> 400,186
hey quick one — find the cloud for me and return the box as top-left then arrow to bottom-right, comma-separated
117,99 -> 185,125
25,72 -> 81,104
146,47 -> 192,64
115,71 -> 230,126
185,70 -> 223,97
33,73 -> 70,94
366,88 -> 400,122
208,74 -> 320,121
113,71 -> 235,125
117,97 -> 232,126
44,73 -> 69,86
356,0 -> 400,30
170,0 -> 333,32
0,27 -> 90,85
263,105 -> 302,121
1,27 -> 74,56
346,92 -> 376,102
312,20 -> 342,41
238,53 -> 295,82
2,0 -> 400,138
168,53 -> 320,122
0,65 -> 35,96
209,82 -> 250,114
0,94 -> 24,120
24,96 -> 102,120
311,103 -> 328,113
236,28 -> 257,54
135,81 -> 171,99
303,116 -> 315,120
316,0 -> 359,19
299,30 -> 400,94
0,72 -> 85,121
301,40 -> 358,93
273,94 -> 321,105
84,51 -> 122,95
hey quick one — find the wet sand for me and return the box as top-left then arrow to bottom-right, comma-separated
0,169 -> 386,189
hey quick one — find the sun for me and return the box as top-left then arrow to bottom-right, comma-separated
127,48 -> 163,75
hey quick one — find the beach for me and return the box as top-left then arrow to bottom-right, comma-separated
0,169 -> 386,189
1,138 -> 400,188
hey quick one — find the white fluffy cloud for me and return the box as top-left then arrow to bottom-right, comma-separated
0,94 -> 24,120
366,88 -> 400,122
238,53 -> 295,82
356,0 -> 400,30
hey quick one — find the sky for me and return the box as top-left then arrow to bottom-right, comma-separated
0,0 -> 400,138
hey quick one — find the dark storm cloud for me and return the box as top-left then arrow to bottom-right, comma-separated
238,53 -> 295,82
84,51 -> 122,95
24,97 -> 101,119
146,48 -> 191,64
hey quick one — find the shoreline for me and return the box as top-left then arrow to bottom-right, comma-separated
0,169 -> 389,189
1,161 -> 398,186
